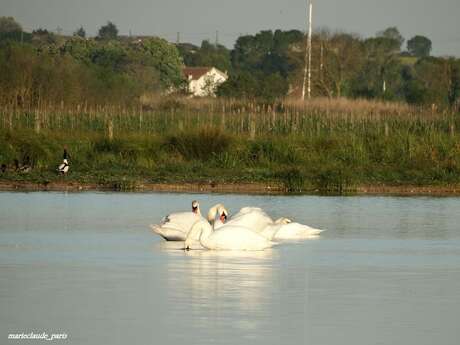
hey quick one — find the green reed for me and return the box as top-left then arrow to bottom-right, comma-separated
0,98 -> 459,193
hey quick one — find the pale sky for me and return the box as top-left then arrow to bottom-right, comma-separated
1,0 -> 459,56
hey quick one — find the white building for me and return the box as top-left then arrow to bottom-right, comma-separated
183,67 -> 228,97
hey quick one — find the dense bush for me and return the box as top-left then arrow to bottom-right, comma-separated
0,36 -> 184,107
165,127 -> 231,161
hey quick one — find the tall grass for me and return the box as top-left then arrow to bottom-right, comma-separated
2,96 -> 454,136
1,97 -> 459,192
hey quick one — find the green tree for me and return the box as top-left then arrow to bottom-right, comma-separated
407,35 -> 432,57
259,73 -> 289,101
367,36 -> 401,55
89,41 -> 128,71
377,27 -> 404,51
261,30 -> 303,77
448,59 -> 460,109
352,56 -> 404,100
309,32 -> 364,98
216,71 -> 258,98
61,38 -> 96,64
74,26 -> 86,38
351,36 -> 403,99
272,29 -> 303,54
231,30 -> 303,74
217,71 -> 288,101
404,57 -> 456,106
0,17 -> 22,33
136,37 -> 184,88
97,21 -> 118,40
232,33 -> 269,71
179,40 -> 232,73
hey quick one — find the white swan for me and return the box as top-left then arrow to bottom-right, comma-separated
218,206 -> 325,241
150,200 -> 203,241
207,203 -> 227,226
184,218 -> 276,251
260,219 -> 324,240
215,207 -> 273,232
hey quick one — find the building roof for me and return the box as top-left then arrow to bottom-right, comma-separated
183,67 -> 213,80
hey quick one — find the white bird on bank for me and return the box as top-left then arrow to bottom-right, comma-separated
58,159 -> 69,174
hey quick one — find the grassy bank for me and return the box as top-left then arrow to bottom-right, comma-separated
1,98 -> 459,193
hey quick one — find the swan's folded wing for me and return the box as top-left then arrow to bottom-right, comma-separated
161,212 -> 200,229
150,224 -> 188,241
273,222 -> 324,240
226,209 -> 273,233
208,226 -> 275,250
259,224 -> 283,240
235,207 -> 264,215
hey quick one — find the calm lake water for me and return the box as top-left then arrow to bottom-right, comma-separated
1,192 -> 459,345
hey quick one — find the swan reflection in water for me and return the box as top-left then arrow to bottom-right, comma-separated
154,241 -> 280,335
151,237 -> 320,343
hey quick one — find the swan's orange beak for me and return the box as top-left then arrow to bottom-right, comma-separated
219,213 -> 227,223
192,206 -> 198,214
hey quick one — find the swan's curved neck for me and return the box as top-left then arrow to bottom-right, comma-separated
200,222 -> 213,245
184,219 -> 214,249
207,203 -> 224,223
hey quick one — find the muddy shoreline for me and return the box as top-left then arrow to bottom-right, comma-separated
1,180 -> 460,196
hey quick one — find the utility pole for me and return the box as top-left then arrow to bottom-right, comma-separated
176,32 -> 180,44
301,0 -> 313,100
320,42 -> 323,75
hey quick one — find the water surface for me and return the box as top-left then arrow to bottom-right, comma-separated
1,192 -> 459,344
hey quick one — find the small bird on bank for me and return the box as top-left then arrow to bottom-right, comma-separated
12,158 -> 31,173
58,159 -> 69,174
19,156 -> 31,173
58,148 -> 70,174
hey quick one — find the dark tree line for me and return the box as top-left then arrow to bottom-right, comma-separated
0,17 -> 458,109
0,18 -> 183,107
181,26 -> 457,107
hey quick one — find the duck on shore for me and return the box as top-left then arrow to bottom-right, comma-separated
58,148 -> 70,174
58,159 -> 69,174
19,156 -> 32,173
8,157 -> 32,173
